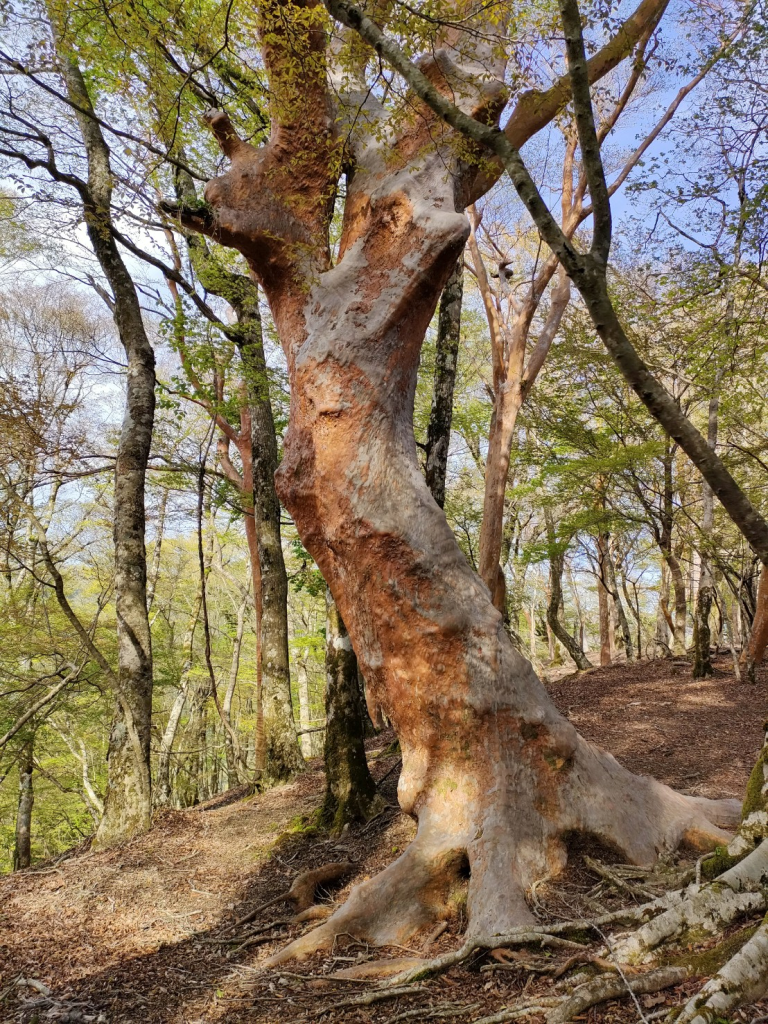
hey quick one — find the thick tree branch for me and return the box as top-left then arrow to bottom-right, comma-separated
324,0 -> 768,566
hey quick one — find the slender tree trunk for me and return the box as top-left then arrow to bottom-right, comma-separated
667,551 -> 687,656
693,392 -> 720,677
178,680 -> 211,807
545,521 -> 592,671
237,300 -> 304,783
171,161 -> 300,784
744,566 -> 768,683
597,533 -> 612,666
619,563 -> 642,658
146,487 -> 168,612
155,504 -> 211,807
322,590 -> 382,831
13,737 -> 34,871
604,540 -> 633,661
565,561 -> 587,652
297,653 -> 323,757
655,560 -> 672,656
222,596 -> 248,785
53,55 -> 155,848
155,683 -> 189,807
524,603 -> 538,665
722,588 -> 743,681
425,256 -> 463,509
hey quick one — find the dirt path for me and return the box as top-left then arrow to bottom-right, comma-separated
0,656 -> 765,1023
547,654 -> 765,800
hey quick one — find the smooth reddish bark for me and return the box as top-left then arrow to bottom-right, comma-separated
179,0 -> 738,958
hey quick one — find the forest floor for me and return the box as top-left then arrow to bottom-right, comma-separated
2,654 -> 767,1024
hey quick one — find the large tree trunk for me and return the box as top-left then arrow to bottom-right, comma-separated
53,53 -> 155,848
270,218 -> 736,960
13,737 -> 34,871
181,4 -> 738,959
321,590 -> 382,831
424,256 -> 464,509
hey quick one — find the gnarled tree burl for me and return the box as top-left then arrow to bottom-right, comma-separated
176,0 -> 739,958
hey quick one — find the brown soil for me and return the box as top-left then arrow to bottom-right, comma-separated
1,655 -> 766,1024
547,653 -> 765,801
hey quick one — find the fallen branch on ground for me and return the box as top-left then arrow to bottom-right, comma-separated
584,856 -> 659,900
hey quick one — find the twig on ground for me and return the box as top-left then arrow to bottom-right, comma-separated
551,951 -> 614,979
313,984 -> 424,1015
356,805 -> 399,836
0,976 -> 23,1004
233,930 -> 290,954
376,758 -> 403,786
387,1001 -> 482,1022
422,921 -> 449,949
590,923 -> 649,1024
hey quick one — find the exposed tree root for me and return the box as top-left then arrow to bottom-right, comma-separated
386,1002 -> 481,1023
267,764 -> 736,966
676,913 -> 768,1024
294,904 -> 335,923
547,966 -> 688,1024
314,984 -> 424,1016
474,998 -> 563,1024
388,899 -> 686,986
224,861 -> 354,934
614,839 -> 768,962
266,837 -> 467,964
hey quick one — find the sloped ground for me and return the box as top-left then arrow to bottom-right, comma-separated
0,655 -> 766,1024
